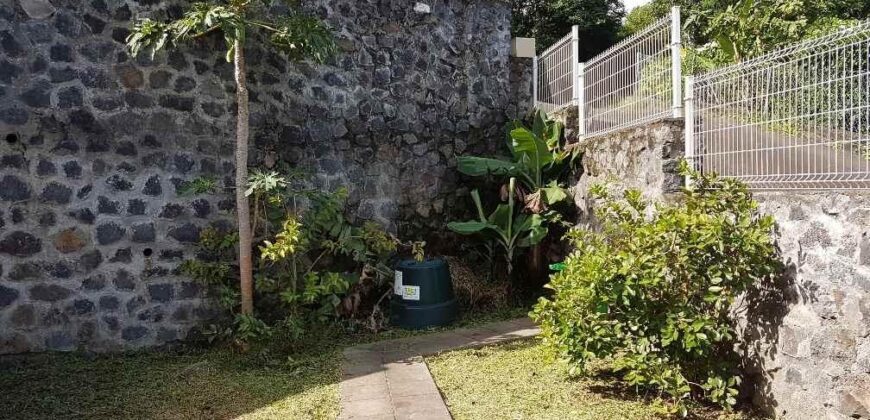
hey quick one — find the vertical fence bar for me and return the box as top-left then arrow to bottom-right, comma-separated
684,75 -> 694,186
571,24 -> 584,139
670,6 -> 682,118
578,62 -> 586,139
571,25 -> 580,104
532,55 -> 538,111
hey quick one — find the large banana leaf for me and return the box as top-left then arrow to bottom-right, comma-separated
448,181 -> 549,273
447,221 -> 494,235
516,213 -> 547,247
510,127 -> 553,182
488,203 -> 513,233
531,109 -> 562,150
532,110 -> 546,138
541,183 -> 568,205
470,189 -> 487,222
504,119 -> 523,160
457,156 -> 519,177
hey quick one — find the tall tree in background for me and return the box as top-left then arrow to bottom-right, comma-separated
618,2 -> 661,38
624,0 -> 865,64
512,0 -> 625,60
127,0 -> 334,316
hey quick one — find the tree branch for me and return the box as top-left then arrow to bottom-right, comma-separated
246,19 -> 279,32
191,25 -> 221,39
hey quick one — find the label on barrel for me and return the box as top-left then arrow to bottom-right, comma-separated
393,270 -> 403,295
402,285 -> 421,301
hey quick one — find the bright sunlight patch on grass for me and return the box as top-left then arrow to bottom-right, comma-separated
426,340 -> 761,420
0,348 -> 339,420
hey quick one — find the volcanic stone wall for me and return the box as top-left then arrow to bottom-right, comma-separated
564,115 -> 870,419
0,0 -> 522,353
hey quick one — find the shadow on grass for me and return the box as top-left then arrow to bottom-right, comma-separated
0,346 -> 341,420
0,305 -> 531,420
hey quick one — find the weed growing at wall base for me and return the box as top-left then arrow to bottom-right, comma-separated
531,161 -> 782,416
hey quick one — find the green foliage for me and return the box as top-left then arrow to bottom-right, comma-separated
448,178 -> 548,274
531,161 -> 782,414
452,110 -> 575,283
260,218 -> 303,262
127,0 -> 335,63
178,176 -> 218,196
701,0 -> 832,63
619,3 -> 660,38
180,169 -> 428,345
511,0 -> 624,60
246,169 -> 289,197
180,227 -> 239,312
457,110 -> 574,215
631,0 -> 862,67
202,314 -> 274,345
267,12 -> 336,62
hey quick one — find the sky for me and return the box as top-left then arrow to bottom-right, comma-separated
623,0 -> 651,12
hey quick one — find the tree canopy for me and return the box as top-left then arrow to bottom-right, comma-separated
511,0 -> 625,61
621,0 -> 865,65
127,1 -> 334,63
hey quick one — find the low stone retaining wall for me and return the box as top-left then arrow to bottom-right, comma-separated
564,111 -> 869,419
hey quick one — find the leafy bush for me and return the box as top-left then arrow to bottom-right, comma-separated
180,227 -> 239,308
531,162 -> 781,415
182,170 -> 424,346
448,178 -> 548,275
452,110 -> 576,282
457,110 -> 574,216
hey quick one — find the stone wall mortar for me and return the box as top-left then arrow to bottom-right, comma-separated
0,0 -> 518,353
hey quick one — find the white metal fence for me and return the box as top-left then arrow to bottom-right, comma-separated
533,7 -> 682,137
580,7 -> 682,138
686,21 -> 870,190
534,29 -> 579,113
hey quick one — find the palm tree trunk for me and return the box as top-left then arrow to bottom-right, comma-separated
234,40 -> 254,316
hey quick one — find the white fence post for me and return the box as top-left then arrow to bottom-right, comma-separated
684,75 -> 694,186
532,55 -> 538,111
571,25 -> 580,103
577,62 -> 586,139
670,6 -> 682,118
571,25 -> 584,139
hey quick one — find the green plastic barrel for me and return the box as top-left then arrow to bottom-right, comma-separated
390,258 -> 458,329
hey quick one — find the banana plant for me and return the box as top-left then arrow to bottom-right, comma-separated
456,110 -> 575,214
447,178 -> 548,274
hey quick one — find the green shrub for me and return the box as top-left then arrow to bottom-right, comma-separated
531,161 -> 781,415
182,170 -> 425,347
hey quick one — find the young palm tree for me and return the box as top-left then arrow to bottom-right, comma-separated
127,0 -> 335,315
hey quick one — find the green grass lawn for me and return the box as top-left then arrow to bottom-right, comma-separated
0,306 -> 530,420
426,340 -> 762,420
0,348 -> 340,420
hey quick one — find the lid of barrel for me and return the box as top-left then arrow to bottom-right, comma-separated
396,258 -> 445,270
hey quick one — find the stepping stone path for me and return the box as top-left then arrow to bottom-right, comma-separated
339,318 -> 540,420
